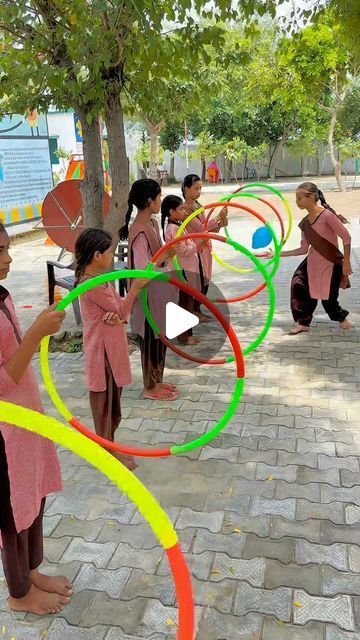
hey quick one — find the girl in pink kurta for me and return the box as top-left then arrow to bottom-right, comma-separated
275,182 -> 352,335
119,179 -> 178,401
162,194 -> 206,345
74,228 -> 147,471
0,224 -> 72,616
182,174 -> 228,322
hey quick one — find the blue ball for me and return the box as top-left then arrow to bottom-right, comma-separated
252,226 -> 272,249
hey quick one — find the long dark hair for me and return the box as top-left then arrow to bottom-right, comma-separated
119,179 -> 161,240
298,182 -> 349,224
181,173 -> 201,198
161,194 -> 183,240
74,228 -> 112,284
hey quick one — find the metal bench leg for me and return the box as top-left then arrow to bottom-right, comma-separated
72,299 -> 82,326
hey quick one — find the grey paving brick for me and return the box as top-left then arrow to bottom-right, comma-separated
321,522 -> 360,546
121,569 -> 175,605
157,551 -> 213,581
256,463 -> 297,482
242,423 -> 278,438
53,515 -> 105,541
276,481 -> 321,502
210,554 -> 265,586
73,564 -> 131,598
279,426 -> 316,441
293,590 -> 354,631
296,540 -> 348,571
243,534 -> 295,563
232,478 -> 276,498
258,437 -> 296,452
345,506 -> 360,525
349,546 -> 360,572
251,497 -> 296,519
270,517 -> 321,543
326,627 -> 360,640
278,405 -> 312,418
319,455 -> 359,472
205,491 -> 251,513
43,514 -> 62,537
317,430 -> 354,444
197,610 -> 262,640
322,486 -> 360,506
263,617 -> 324,639
297,500 -> 344,524
221,513 -> 271,538
337,443 -> 360,457
0,614 -> 51,640
48,619 -> 107,639
176,508 -> 224,532
322,566 -> 360,596
108,543 -> 161,573
234,584 -> 292,621
71,592 -> 147,631
61,538 -> 116,568
192,577 -> 236,614
265,559 -> 321,595
44,536 -> 72,563
278,451 -> 318,468
261,414 -> 295,428
340,470 -> 360,487
297,439 -> 336,455
298,466 -> 340,486
238,448 -> 278,465
139,599 -> 202,636
199,445 -> 238,462
192,529 -> 246,556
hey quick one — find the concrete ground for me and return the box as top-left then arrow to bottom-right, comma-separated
1,192 -> 360,639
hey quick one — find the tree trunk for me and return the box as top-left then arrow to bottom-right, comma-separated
149,126 -> 158,180
76,107 -> 104,229
328,110 -> 345,191
270,141 -> 282,180
170,153 -> 175,178
317,146 -> 321,177
104,92 -> 129,239
201,158 -> 206,181
225,158 -> 233,182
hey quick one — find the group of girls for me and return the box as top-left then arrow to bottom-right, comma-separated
0,175 -> 352,617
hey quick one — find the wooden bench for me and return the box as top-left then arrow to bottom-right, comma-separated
47,242 -> 128,327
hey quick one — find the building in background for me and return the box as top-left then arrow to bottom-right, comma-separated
0,112 -> 53,225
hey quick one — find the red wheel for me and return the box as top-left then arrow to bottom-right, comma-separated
42,180 -> 110,253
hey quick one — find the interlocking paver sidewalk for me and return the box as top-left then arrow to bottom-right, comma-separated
1,215 -> 360,638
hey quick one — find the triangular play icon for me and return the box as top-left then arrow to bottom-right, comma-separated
165,302 -> 199,339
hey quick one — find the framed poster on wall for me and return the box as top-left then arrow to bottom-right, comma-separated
0,112 -> 53,225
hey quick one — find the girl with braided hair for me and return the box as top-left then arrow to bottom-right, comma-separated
270,182 -> 352,335
75,228 -> 148,470
119,179 -> 178,401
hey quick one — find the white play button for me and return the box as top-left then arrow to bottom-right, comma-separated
165,302 -> 199,339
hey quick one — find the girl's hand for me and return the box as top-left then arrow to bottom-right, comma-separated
264,248 -> 274,258
30,305 -> 66,339
130,278 -> 151,294
218,218 -> 228,228
104,312 -> 123,325
156,246 -> 177,265
343,260 -> 353,276
217,206 -> 228,221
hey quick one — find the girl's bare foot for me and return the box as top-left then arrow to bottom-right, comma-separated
195,312 -> 210,323
186,336 -> 200,345
30,569 -> 73,597
340,319 -> 351,330
113,452 -> 138,471
8,584 -> 69,615
159,382 -> 179,392
289,324 -> 310,335
143,384 -> 178,401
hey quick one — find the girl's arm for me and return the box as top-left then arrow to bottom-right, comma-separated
279,232 -> 309,257
83,281 -> 145,321
325,213 -> 352,274
1,306 -> 65,389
